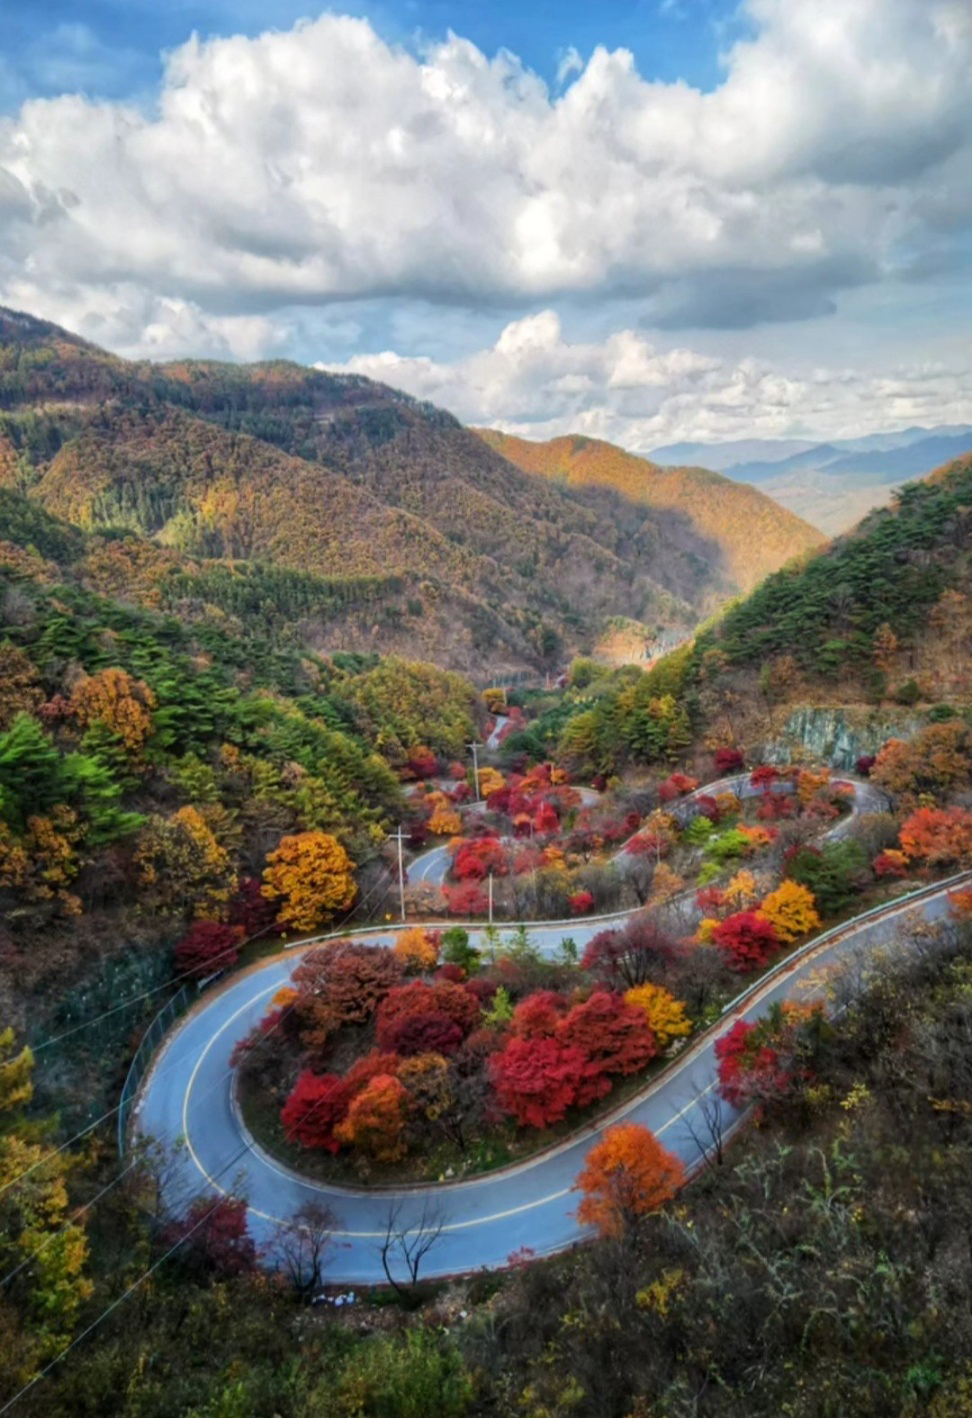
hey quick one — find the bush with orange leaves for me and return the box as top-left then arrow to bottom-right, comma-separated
70,666 -> 156,756
427,803 -> 461,836
574,1123 -> 684,1237
334,1073 -> 409,1163
899,806 -> 972,869
392,927 -> 440,973
261,830 -> 356,932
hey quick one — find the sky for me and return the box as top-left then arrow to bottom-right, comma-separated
1,0 -> 971,450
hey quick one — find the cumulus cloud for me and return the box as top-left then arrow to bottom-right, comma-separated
0,0 -> 970,353
320,311 -> 972,446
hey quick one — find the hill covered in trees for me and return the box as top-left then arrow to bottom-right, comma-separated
0,488 -> 484,1073
0,308 -> 821,676
506,454 -> 972,778
476,429 -> 825,596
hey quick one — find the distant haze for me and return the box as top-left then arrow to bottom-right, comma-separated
649,426 -> 972,534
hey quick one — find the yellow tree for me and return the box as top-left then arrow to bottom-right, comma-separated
262,830 -> 356,933
70,667 -> 156,755
624,984 -> 692,1049
0,1029 -> 92,1391
393,927 -> 440,973
574,1123 -> 684,1238
427,804 -> 461,837
759,880 -> 821,944
724,868 -> 759,911
477,766 -> 505,799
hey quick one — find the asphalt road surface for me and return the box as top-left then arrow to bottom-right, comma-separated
134,776 -> 935,1287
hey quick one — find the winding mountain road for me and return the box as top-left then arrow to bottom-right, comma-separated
132,776 -> 930,1286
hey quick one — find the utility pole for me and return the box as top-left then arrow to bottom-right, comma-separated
390,826 -> 407,922
467,740 -> 483,801
488,871 -> 494,926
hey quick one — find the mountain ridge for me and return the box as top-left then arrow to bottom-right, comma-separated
475,428 -> 825,595
0,306 -> 824,675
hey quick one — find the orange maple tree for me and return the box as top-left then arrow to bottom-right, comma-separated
899,806 -> 972,868
574,1123 -> 684,1237
392,926 -> 440,973
261,831 -> 356,932
333,1073 -> 408,1163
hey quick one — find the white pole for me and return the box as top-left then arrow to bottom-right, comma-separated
468,741 -> 482,801
394,827 -> 406,922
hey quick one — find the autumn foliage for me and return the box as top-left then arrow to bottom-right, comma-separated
334,1074 -> 409,1162
713,911 -> 780,973
174,920 -> 244,978
489,1036 -> 586,1128
898,806 -> 972,868
261,831 -> 357,932
281,1071 -> 351,1152
758,880 -> 821,944
392,927 -> 440,973
574,1123 -> 684,1237
624,983 -> 692,1049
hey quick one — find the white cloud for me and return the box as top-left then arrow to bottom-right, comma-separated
320,312 -> 972,446
0,0 -> 969,353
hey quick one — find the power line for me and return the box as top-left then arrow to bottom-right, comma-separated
29,831 -> 405,1059
2,864 -> 401,1201
0,1140 -> 254,1416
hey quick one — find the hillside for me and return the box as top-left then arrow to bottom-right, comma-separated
0,308 -> 822,676
476,429 -> 824,595
0,490 -> 485,1021
512,454 -> 972,779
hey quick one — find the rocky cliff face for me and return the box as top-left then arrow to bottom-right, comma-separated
764,706 -> 931,769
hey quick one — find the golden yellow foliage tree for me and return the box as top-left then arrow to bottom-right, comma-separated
262,830 -> 356,933
0,1028 -> 92,1389
392,927 -> 440,973
724,868 -> 759,910
759,880 -> 821,944
624,984 -> 692,1049
477,766 -> 505,799
0,808 -> 82,917
70,667 -> 156,755
427,804 -> 461,837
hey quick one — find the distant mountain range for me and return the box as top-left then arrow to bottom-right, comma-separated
649,426 -> 972,533
0,307 -> 822,677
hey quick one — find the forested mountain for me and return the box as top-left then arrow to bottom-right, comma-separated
0,483 -> 482,1033
516,453 -> 972,778
476,429 -> 825,594
0,308 -> 821,676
